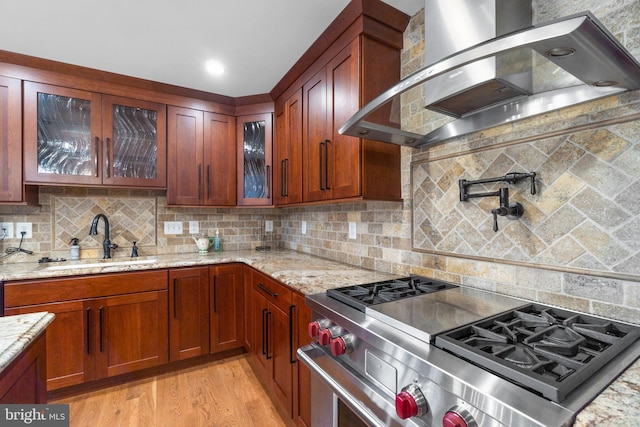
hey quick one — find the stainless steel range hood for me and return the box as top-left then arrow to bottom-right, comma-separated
339,3 -> 640,147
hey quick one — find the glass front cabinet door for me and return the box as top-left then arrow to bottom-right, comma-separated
237,113 -> 273,206
24,82 -> 166,188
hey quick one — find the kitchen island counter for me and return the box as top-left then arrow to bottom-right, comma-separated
0,312 -> 54,374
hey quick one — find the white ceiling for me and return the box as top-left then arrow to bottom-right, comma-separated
0,0 -> 423,98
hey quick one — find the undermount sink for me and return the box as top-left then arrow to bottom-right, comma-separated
44,259 -> 157,271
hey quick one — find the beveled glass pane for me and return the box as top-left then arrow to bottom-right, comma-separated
112,105 -> 158,179
243,120 -> 267,198
37,93 -> 92,175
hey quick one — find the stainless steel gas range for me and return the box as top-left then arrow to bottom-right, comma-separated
297,276 -> 640,427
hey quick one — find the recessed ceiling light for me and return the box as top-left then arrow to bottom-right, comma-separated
205,59 -> 225,76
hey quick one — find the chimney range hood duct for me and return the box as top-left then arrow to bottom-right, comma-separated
339,0 -> 640,147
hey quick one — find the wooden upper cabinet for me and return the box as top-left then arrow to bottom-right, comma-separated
23,82 -> 167,188
0,75 -> 33,204
274,89 -> 303,206
237,113 -> 273,206
167,106 -> 236,206
301,37 -> 401,203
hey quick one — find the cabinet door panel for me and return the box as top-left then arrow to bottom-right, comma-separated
204,112 -> 236,206
271,304 -> 293,415
0,76 -> 23,202
170,268 -> 210,361
102,95 -> 167,188
251,289 -> 270,375
274,89 -> 303,206
167,106 -> 204,205
237,113 -> 273,206
211,264 -> 244,353
96,290 -> 168,378
327,39 -> 361,199
5,300 -> 93,390
293,293 -> 312,427
23,82 -> 102,185
303,70 -> 328,202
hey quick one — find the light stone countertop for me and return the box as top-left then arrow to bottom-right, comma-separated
0,249 -> 638,425
0,312 -> 55,373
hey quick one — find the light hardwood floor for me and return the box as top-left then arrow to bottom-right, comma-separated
50,354 -> 287,427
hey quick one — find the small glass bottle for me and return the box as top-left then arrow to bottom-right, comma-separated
213,229 -> 222,252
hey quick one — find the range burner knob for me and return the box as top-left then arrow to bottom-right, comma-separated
307,319 -> 331,338
395,384 -> 428,419
318,326 -> 343,346
443,407 -> 475,427
330,334 -> 354,356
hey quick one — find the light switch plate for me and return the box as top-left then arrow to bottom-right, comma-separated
265,220 -> 273,232
16,222 -> 32,238
348,222 -> 356,240
164,221 -> 183,234
189,221 -> 199,234
301,221 -> 307,235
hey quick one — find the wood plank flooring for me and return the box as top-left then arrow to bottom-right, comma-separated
50,354 -> 287,427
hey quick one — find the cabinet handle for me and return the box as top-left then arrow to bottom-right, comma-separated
284,159 -> 289,197
105,137 -> 111,178
261,308 -> 268,356
86,307 -> 91,355
99,306 -> 104,353
289,305 -> 296,364
207,164 -> 211,200
198,165 -> 203,200
258,283 -> 278,298
213,275 -> 217,314
173,279 -> 178,318
265,310 -> 272,360
324,140 -> 330,190
319,141 -> 325,190
94,137 -> 100,177
281,159 -> 286,197
266,165 -> 271,199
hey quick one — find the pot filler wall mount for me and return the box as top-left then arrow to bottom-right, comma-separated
339,0 -> 640,147
459,171 -> 536,232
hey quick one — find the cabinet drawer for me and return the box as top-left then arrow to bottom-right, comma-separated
252,269 -> 291,313
4,270 -> 168,307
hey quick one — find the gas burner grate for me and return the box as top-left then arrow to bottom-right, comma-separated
327,275 -> 458,312
435,304 -> 640,402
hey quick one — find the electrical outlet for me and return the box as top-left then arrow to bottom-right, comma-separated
164,221 -> 183,235
265,220 -> 273,232
1,222 -> 14,239
301,221 -> 307,235
189,221 -> 199,234
16,222 -> 33,238
348,222 -> 357,240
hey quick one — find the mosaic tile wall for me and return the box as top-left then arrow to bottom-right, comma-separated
412,122 -> 640,276
0,187 -> 281,262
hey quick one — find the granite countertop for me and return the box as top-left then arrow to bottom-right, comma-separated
0,249 -> 638,425
0,312 -> 55,374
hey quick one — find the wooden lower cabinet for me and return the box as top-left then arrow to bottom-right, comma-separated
249,267 -> 296,418
292,292 -> 312,427
169,267 -> 210,361
0,331 -> 47,403
4,270 -> 169,391
210,264 -> 244,353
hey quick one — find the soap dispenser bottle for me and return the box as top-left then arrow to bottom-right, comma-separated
69,238 -> 80,260
213,229 -> 221,252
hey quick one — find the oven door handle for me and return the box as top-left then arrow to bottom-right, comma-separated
297,344 -> 388,427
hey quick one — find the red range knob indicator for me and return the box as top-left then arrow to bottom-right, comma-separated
330,337 -> 347,356
318,328 -> 333,346
443,410 -> 469,427
395,384 -> 427,419
395,391 -> 419,419
307,319 -> 331,338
